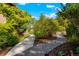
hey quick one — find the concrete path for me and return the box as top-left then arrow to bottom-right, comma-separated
15,37 -> 67,56
6,34 -> 35,56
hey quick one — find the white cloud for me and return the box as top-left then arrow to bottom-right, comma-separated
46,4 -> 62,12
32,16 -> 38,19
46,5 -> 55,8
45,13 -> 57,19
62,3 -> 66,6
32,13 -> 57,19
50,13 -> 57,18
18,3 -> 26,5
55,7 -> 62,11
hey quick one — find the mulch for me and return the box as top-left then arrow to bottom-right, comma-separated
47,43 -> 79,56
0,47 -> 12,56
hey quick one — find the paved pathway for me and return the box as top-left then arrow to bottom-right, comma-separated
6,34 -> 35,56
15,36 -> 67,56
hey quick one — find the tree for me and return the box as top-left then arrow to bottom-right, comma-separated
34,14 -> 54,39
0,3 -> 32,48
34,14 -> 64,39
57,3 -> 79,26
57,3 -> 79,43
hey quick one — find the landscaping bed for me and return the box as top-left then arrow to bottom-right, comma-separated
47,42 -> 79,56
35,37 -> 57,44
0,47 -> 12,56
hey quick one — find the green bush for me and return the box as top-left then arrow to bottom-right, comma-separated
66,23 -> 78,43
33,14 -> 56,39
0,31 -> 18,48
0,3 -> 32,45
34,27 -> 47,38
7,33 -> 18,46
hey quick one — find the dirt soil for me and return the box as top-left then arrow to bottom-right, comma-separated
0,47 -> 12,56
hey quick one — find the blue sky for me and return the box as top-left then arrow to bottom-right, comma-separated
16,3 -> 63,19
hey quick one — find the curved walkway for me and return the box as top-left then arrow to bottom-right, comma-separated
6,34 -> 35,56
15,36 -> 67,56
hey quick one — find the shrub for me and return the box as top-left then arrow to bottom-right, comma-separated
34,14 -> 57,39
7,33 -> 18,46
0,31 -> 18,48
34,27 -> 47,39
66,23 -> 78,43
0,3 -> 32,44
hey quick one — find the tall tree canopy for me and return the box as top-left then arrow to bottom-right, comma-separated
57,3 -> 79,26
57,3 -> 79,43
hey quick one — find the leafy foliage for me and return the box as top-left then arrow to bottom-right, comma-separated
57,3 -> 79,27
0,3 -> 32,48
66,23 -> 78,43
57,3 -> 79,43
34,14 -> 53,38
34,14 -> 66,39
0,31 -> 18,48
